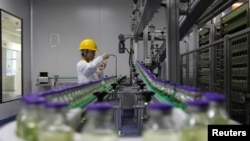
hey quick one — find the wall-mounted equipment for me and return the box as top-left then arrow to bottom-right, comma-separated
37,72 -> 50,85
118,34 -> 126,53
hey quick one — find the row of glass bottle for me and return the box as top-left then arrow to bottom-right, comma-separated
37,76 -> 118,108
81,92 -> 230,141
135,61 -> 202,103
143,92 -> 230,141
15,76 -> 119,141
134,61 -> 231,141
16,90 -> 230,141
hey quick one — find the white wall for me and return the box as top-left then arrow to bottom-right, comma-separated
32,0 -> 132,92
0,0 -> 31,120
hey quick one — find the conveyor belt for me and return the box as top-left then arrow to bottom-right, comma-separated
135,64 -> 186,110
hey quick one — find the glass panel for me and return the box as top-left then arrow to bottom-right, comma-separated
1,10 -> 22,102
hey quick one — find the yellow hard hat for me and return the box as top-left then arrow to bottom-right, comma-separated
79,38 -> 98,51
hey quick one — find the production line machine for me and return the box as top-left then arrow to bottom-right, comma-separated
34,61 -> 180,137
89,73 -> 157,136
0,60 -> 240,141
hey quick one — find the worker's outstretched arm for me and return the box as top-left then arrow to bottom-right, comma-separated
78,54 -> 109,77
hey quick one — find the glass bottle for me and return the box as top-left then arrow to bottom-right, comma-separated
143,103 -> 181,141
38,101 -> 73,141
16,96 -> 30,137
187,87 -> 201,102
101,79 -> 107,91
181,100 -> 209,141
81,102 -> 118,141
20,96 -> 45,141
175,85 -> 186,103
166,83 -> 176,97
203,92 -> 229,124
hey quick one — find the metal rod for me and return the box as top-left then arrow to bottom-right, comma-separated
180,38 -> 224,56
181,27 -> 250,56
198,0 -> 238,24
108,54 -> 117,76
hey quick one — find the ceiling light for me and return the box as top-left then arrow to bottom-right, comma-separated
232,2 -> 243,10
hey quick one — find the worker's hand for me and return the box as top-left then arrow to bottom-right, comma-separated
98,63 -> 106,70
102,53 -> 109,60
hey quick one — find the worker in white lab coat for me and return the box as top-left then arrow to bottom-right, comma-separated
77,38 -> 109,83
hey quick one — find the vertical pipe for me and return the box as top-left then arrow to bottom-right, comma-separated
143,26 -> 148,62
193,25 -> 199,87
134,39 -> 139,63
165,0 -> 180,83
130,38 -> 134,85
30,0 -> 34,92
224,35 -> 230,114
209,25 -> 215,91
184,38 -> 190,85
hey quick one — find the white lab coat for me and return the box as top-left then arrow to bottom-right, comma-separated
77,56 -> 104,83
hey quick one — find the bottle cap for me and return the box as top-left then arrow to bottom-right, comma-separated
186,99 -> 209,107
203,93 -> 225,102
149,102 -> 172,110
45,101 -> 68,108
52,87 -> 66,93
87,102 -> 112,111
36,91 -> 48,97
22,95 -> 46,105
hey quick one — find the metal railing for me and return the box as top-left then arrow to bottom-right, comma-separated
180,27 -> 250,124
